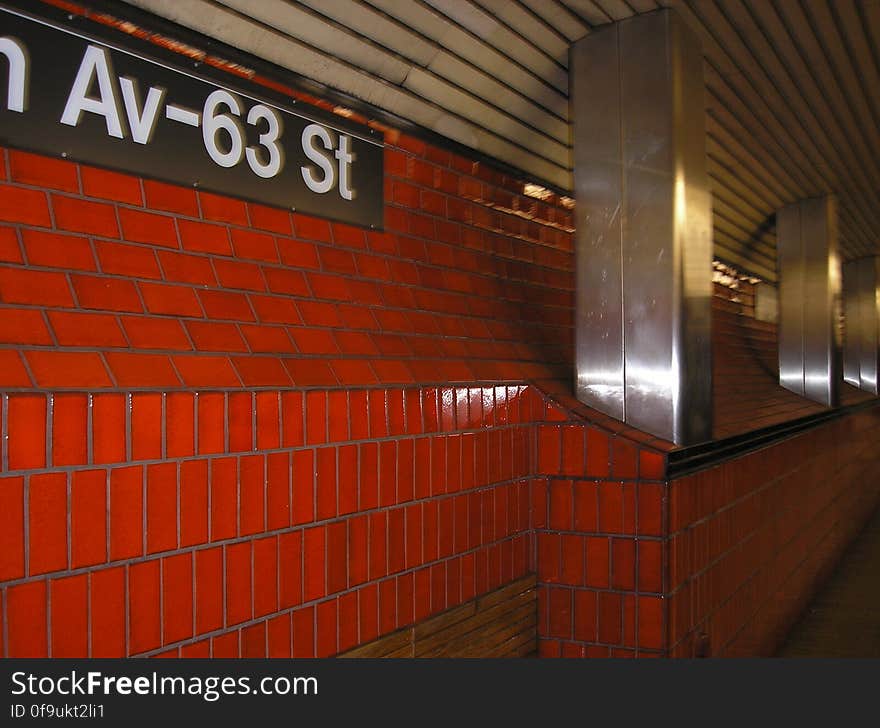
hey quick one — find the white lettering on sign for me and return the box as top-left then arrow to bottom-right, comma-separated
54,43 -> 354,192
119,76 -> 165,144
335,134 -> 355,201
165,104 -> 200,126
246,103 -> 283,179
300,123 -> 354,198
60,44 -> 124,138
1,24 -> 371,215
0,36 -> 28,112
301,123 -> 335,194
202,88 -> 245,168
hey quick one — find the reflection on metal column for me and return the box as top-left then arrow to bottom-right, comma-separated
776,197 -> 841,406
843,260 -> 860,387
842,257 -> 879,394
571,9 -> 713,446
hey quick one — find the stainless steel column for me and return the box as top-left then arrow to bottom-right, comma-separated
842,256 -> 879,394
571,9 -> 713,446
776,196 -> 841,406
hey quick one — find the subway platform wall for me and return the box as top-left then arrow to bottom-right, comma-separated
2,29 -> 880,658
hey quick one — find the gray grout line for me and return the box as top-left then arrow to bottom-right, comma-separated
250,537 -> 255,624
160,392 -> 167,461
105,453 -> 112,563
46,393 -> 53,468
124,563 -> 130,657
46,573 -> 52,657
86,393 -> 94,466
1,587 -> 6,658
141,461 -> 147,560
65,471 -> 72,573
158,557 -> 165,651
190,550 -> 196,644
86,570 -> 93,658
125,392 -> 133,463
221,542 -> 227,635
262,449 -> 268,533
23,474 -> 30,578
250,391 -> 256,452
175,461 -> 181,552
223,391 -> 229,454
1,394 -> 8,473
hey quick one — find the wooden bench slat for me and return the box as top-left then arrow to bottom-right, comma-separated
413,602 -> 478,640
416,600 -> 536,658
338,628 -> 411,658
338,574 -> 538,659
413,591 -> 536,657
440,609 -> 537,658
476,574 -> 537,610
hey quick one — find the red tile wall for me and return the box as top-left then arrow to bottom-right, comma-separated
667,408 -> 880,656
0,385 -> 544,657
0,0 -> 584,654
0,55 -> 594,654
531,411 -> 667,658
3,1 -> 878,658
0,137 -> 574,388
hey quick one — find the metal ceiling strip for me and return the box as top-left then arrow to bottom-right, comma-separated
515,0 -> 590,43
472,0 -> 572,64
697,24 -> 877,258
365,0 -> 569,115
123,0 -> 572,188
401,67 -> 571,166
295,0 -> 571,133
741,0 -> 880,223
800,0 -> 880,193
216,0 -> 570,159
833,0 -> 880,137
418,0 -> 568,92
557,0 -> 614,26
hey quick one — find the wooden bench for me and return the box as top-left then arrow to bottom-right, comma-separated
339,574 -> 537,658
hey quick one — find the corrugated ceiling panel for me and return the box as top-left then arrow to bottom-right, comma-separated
419,0 -> 569,91
472,0 -> 573,63
117,0 -> 880,276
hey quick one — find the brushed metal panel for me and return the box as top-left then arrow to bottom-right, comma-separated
842,259 -> 860,387
778,197 -> 840,406
620,10 -> 712,444
573,9 -> 712,445
801,197 -> 840,406
671,11 -> 714,444
619,11 -> 677,440
857,258 -> 879,393
571,22 -> 624,421
776,203 -> 805,396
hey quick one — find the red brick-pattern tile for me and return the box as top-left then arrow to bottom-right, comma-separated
0,124 -> 876,665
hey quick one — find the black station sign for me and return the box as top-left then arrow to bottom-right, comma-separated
0,5 -> 384,228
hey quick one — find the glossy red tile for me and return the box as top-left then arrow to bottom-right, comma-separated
239,454 -> 265,535
195,546 -> 223,635
90,567 -> 125,657
279,530 -> 303,609
8,394 -> 47,470
129,559 -> 161,654
162,552 -> 194,644
71,469 -> 106,568
0,476 -> 25,581
225,541 -> 252,626
51,574 -> 88,657
146,462 -> 177,554
7,580 -> 48,657
28,472 -> 67,575
90,394 -> 126,465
